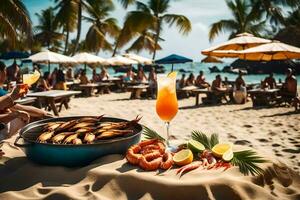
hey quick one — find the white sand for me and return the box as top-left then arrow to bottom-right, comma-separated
0,92 -> 299,199
64,92 -> 300,172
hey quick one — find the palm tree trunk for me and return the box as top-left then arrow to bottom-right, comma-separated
64,25 -> 69,54
112,37 -> 120,56
72,1 -> 82,55
152,19 -> 161,60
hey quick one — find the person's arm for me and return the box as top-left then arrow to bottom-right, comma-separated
43,80 -> 51,90
10,104 -> 49,118
0,85 -> 26,111
0,110 -> 30,124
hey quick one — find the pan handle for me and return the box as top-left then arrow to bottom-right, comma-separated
14,135 -> 31,147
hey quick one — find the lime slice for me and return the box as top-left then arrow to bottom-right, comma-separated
187,139 -> 205,153
173,149 -> 193,166
212,143 -> 232,158
222,149 -> 234,162
167,71 -> 177,78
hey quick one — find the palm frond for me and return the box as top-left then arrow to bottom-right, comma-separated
209,19 -> 237,42
231,150 -> 268,176
162,14 -> 192,35
142,126 -> 165,142
191,131 -> 219,150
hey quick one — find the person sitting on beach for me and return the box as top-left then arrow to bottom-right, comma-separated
65,67 -> 74,81
99,67 -> 109,81
50,68 -> 58,87
195,71 -> 210,88
233,71 -> 247,104
54,70 -> 67,90
148,67 -> 157,98
178,74 -> 186,89
6,60 -> 21,83
280,68 -> 297,99
0,61 -> 50,127
136,65 -> 147,83
123,67 -> 135,82
92,69 -> 100,83
36,72 -> 51,92
263,73 -> 276,89
212,74 -> 228,102
79,70 -> 90,84
0,85 -> 30,141
186,73 -> 195,86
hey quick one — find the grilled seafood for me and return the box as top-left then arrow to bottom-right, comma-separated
126,139 -> 174,171
36,115 -> 141,145
37,131 -> 54,143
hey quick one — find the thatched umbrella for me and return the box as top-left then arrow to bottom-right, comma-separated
72,52 -> 108,70
29,50 -> 77,72
123,53 -> 153,65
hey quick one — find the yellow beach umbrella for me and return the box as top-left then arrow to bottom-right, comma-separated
237,41 -> 300,61
201,56 -> 223,63
201,32 -> 271,58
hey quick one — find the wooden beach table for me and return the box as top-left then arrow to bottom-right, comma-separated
27,90 -> 81,116
14,97 -> 37,105
127,84 -> 149,99
248,88 -> 279,107
192,88 -> 212,106
79,83 -> 115,96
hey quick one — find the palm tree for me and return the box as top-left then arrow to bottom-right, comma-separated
84,0 -> 120,53
54,0 -> 77,54
250,0 -> 300,27
0,0 -> 32,48
117,0 -> 191,60
126,30 -> 163,54
118,0 -> 136,8
209,0 -> 265,42
35,7 -> 64,49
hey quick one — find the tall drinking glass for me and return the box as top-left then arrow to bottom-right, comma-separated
156,73 -> 178,148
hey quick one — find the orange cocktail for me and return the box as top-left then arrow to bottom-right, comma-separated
156,84 -> 178,122
156,72 -> 178,146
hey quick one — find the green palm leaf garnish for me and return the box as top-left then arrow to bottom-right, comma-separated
142,126 -> 166,142
231,150 -> 268,176
191,131 -> 219,149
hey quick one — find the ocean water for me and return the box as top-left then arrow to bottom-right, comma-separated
3,60 -> 300,84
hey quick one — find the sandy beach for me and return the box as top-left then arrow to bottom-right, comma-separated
63,92 -> 300,172
0,92 -> 300,199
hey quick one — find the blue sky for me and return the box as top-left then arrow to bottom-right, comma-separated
23,0 -> 232,61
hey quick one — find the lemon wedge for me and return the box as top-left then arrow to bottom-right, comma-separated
212,143 -> 233,158
173,149 -> 193,166
167,71 -> 177,78
23,70 -> 40,86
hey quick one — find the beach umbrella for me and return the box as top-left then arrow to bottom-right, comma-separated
106,55 -> 138,66
201,32 -> 271,58
29,50 -> 77,71
123,53 -> 153,65
0,51 -> 29,60
201,56 -> 223,63
236,41 -> 300,61
72,52 -> 108,70
155,54 -> 193,71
